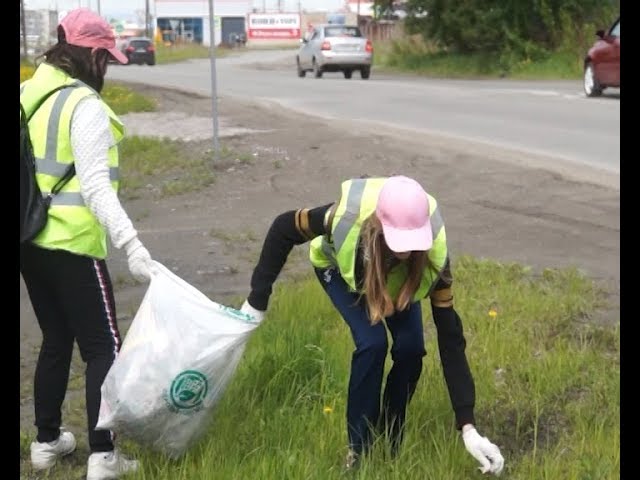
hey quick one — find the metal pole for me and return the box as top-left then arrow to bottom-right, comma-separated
97,0 -> 101,16
145,0 -> 150,38
20,0 -> 28,58
208,0 -> 220,162
357,0 -> 361,26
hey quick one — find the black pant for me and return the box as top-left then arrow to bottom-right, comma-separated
20,243 -> 121,452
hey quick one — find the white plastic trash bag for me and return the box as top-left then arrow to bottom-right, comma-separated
96,261 -> 260,458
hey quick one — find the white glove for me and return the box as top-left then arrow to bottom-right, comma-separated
462,426 -> 504,476
240,299 -> 265,323
124,237 -> 155,282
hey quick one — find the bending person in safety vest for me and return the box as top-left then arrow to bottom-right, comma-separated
239,175 -> 504,475
20,8 -> 155,480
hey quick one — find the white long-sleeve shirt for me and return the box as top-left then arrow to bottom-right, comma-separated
70,96 -> 137,249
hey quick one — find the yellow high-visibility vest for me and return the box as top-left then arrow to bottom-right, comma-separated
309,177 -> 448,301
20,63 -> 125,259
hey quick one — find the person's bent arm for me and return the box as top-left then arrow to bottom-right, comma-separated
246,203 -> 334,312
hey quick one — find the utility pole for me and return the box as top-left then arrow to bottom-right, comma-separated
145,0 -> 150,37
357,0 -> 361,26
207,0 -> 220,163
20,0 -> 28,58
97,0 -> 101,16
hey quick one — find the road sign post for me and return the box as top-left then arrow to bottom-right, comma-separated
208,0 -> 220,163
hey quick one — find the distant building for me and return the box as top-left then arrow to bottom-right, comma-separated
20,9 -> 58,55
154,0 -> 341,47
155,0 -> 252,47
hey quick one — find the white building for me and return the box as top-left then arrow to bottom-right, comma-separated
155,0 -> 252,46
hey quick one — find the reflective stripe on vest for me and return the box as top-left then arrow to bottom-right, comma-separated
309,177 -> 448,301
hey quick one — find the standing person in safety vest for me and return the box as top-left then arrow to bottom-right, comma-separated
20,8 -> 155,480
239,175 -> 504,475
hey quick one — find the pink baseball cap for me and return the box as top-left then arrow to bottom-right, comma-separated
375,176 -> 432,252
59,8 -> 128,64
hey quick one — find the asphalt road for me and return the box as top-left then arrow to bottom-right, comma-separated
108,49 -> 620,181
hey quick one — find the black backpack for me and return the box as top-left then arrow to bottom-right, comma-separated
20,86 -> 76,244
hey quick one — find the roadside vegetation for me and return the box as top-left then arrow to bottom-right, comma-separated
154,41 -> 232,64
372,0 -> 619,79
20,255 -> 619,479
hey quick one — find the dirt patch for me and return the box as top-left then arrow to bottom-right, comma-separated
19,82 -> 620,470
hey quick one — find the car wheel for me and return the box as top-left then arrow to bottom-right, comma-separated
583,61 -> 602,97
147,59 -> 156,66
297,58 -> 306,78
312,58 -> 323,78
360,67 -> 371,80
343,70 -> 353,79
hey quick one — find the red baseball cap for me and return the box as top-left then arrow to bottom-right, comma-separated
375,176 -> 433,253
59,8 -> 128,64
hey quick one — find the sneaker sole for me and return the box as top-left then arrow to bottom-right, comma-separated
31,449 -> 76,470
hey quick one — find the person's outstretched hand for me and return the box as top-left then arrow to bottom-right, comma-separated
240,299 -> 265,323
462,425 -> 504,476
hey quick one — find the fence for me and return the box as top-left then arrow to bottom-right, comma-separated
360,20 -> 404,42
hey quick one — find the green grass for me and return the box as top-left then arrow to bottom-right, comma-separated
20,255 -> 619,479
373,36 -> 586,80
155,42 -> 232,64
118,137 -> 256,199
101,82 -> 158,114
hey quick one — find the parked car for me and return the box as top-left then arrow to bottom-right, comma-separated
296,24 -> 373,79
122,37 -> 156,66
583,16 -> 619,97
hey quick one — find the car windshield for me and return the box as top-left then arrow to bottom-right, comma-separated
324,26 -> 362,38
130,40 -> 150,48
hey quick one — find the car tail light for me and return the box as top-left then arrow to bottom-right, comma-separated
125,46 -> 134,53
365,40 -> 373,53
147,45 -> 155,52
321,41 -> 331,50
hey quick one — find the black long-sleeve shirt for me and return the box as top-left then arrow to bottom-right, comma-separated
247,204 -> 476,429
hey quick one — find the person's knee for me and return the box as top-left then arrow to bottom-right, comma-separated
357,334 -> 388,359
40,336 -> 74,359
76,339 -> 117,364
392,340 -> 426,365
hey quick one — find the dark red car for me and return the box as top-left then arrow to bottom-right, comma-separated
583,16 -> 620,97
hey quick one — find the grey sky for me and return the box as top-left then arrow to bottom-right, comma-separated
24,0 -> 347,21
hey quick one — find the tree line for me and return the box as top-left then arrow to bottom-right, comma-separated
373,0 -> 619,57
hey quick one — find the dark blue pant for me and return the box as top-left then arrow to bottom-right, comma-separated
314,267 -> 426,455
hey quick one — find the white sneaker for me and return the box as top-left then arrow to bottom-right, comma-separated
86,449 -> 139,480
30,429 -> 77,470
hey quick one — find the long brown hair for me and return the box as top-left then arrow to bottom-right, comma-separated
359,214 -> 429,324
36,26 -> 110,93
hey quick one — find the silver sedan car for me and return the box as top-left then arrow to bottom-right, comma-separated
296,24 -> 373,79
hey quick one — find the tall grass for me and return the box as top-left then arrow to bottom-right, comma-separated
109,256 -> 619,480
374,33 -> 590,80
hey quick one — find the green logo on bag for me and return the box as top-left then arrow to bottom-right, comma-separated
167,370 -> 208,411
